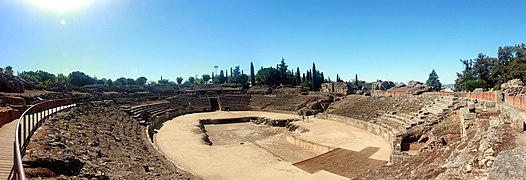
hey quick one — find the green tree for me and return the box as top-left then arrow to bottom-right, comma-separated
312,63 -> 317,90
158,79 -> 169,84
464,79 -> 486,92
250,62 -> 256,86
5,66 -> 14,76
455,59 -> 476,91
115,77 -> 127,85
187,76 -> 195,84
54,73 -> 69,84
176,77 -> 183,84
68,71 -> 95,87
277,57 -> 293,85
20,70 -> 56,85
106,79 -> 113,87
426,69 -> 442,91
126,78 -> 136,85
256,67 -> 280,87
202,74 -> 211,83
295,67 -> 301,85
213,70 -> 226,84
136,76 -> 148,85
355,74 -> 359,88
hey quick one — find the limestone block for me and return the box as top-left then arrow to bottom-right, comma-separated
462,113 -> 476,120
485,101 -> 497,108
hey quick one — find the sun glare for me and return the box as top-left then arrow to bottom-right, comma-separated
30,0 -> 91,12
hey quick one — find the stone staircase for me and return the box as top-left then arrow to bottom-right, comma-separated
423,96 -> 459,116
219,95 -> 251,111
123,102 -> 178,125
373,96 -> 459,134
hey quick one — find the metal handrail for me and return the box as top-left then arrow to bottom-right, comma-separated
9,99 -> 76,180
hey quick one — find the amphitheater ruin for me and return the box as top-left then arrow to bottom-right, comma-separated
1,83 -> 526,179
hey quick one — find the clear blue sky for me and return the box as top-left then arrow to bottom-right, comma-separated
1,0 -> 525,84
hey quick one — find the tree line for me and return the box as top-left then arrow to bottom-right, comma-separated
455,43 -> 526,92
1,57 -> 329,91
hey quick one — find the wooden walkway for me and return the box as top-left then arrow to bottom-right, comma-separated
293,147 -> 387,178
0,119 -> 17,179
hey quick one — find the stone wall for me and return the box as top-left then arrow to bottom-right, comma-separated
147,108 -> 201,141
0,109 -> 21,128
465,92 -> 497,102
321,82 -> 349,95
372,90 -> 410,97
314,113 -> 399,163
286,135 -> 335,154
504,95 -> 525,110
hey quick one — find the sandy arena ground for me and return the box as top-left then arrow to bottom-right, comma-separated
155,111 -> 391,180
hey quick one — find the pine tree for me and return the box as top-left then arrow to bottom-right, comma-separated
426,69 -> 442,91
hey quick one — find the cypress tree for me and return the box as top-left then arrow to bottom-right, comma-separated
250,62 -> 256,86
355,74 -> 359,88
312,63 -> 317,91
296,67 -> 301,84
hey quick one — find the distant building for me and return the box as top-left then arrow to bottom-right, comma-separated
321,82 -> 350,95
443,85 -> 455,92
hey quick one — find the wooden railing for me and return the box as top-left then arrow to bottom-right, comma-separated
9,99 -> 76,180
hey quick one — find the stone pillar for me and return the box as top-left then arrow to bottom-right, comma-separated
460,107 -> 476,137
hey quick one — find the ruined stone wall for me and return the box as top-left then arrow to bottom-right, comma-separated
321,82 -> 349,95
423,91 -> 526,131
372,90 -> 410,97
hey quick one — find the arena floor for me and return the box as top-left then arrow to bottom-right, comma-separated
155,111 -> 391,179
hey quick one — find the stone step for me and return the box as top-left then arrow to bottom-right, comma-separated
372,120 -> 401,134
383,114 -> 417,126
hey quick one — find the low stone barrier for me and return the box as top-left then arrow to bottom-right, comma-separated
286,135 -> 335,154
148,109 -> 199,141
314,113 -> 399,163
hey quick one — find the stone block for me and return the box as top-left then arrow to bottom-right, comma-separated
475,107 -> 484,113
485,101 -> 497,108
462,113 -> 476,120
460,107 -> 470,114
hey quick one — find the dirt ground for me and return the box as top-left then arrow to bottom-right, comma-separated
155,111 -> 391,180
